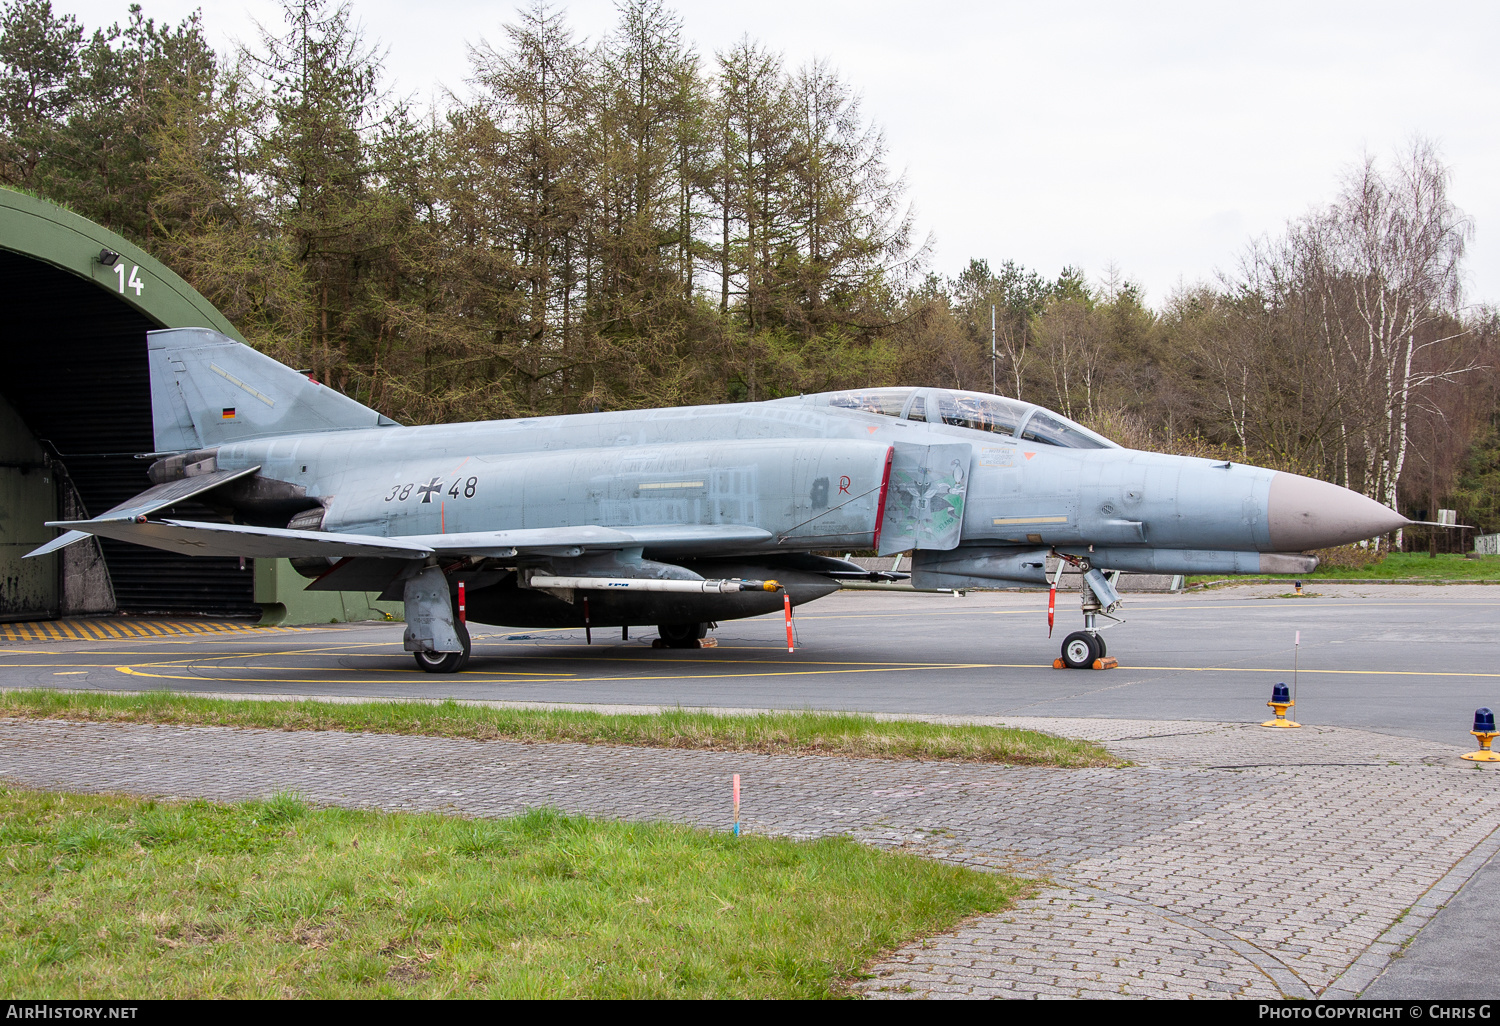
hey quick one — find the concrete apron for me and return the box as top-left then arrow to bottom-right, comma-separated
0,713 -> 1492,999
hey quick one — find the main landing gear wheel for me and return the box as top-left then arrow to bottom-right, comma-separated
413,621 -> 471,673
1060,630 -> 1101,669
657,622 -> 709,648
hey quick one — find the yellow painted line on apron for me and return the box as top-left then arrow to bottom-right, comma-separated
108,645 -> 983,671
791,598 -> 1500,621
1118,665 -> 1500,678
111,662 -> 992,686
105,659 -> 1500,683
112,664 -> 575,679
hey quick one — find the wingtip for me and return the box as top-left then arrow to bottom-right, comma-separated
23,529 -> 92,559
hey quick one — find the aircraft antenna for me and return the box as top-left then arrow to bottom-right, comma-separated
991,304 -> 997,395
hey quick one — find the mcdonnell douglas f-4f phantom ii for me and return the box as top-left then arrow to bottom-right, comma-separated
28,328 -> 1408,672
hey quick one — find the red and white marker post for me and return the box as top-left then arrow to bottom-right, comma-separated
1293,629 -> 1300,715
783,594 -> 795,653
1046,554 -> 1068,637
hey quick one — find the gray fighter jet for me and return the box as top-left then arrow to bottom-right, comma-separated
27,328 -> 1407,671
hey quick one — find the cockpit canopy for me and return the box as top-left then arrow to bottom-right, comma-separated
788,387 -> 1117,449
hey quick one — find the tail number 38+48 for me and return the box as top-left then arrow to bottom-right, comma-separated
385,476 -> 478,503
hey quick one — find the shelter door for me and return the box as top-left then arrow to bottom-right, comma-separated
0,395 -> 57,619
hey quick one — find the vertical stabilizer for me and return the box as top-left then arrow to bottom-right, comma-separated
148,327 -> 397,452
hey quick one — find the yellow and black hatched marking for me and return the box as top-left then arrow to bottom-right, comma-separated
0,619 -> 264,643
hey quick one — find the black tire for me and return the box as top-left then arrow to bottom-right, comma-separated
657,622 -> 708,648
413,621 -> 471,673
1094,634 -> 1108,659
1060,630 -> 1100,669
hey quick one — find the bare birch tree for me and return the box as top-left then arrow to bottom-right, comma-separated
1296,140 -> 1474,543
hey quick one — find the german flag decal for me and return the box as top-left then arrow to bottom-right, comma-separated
222,408 -> 236,419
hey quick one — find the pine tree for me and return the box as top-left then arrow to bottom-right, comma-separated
0,0 -> 80,188
44,7 -> 217,243
245,0 -> 423,396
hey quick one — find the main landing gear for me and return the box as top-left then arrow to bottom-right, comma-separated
657,622 -> 710,648
1052,554 -> 1123,669
403,564 -> 471,674
414,620 -> 471,673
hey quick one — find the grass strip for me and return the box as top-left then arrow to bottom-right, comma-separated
0,690 -> 1122,767
1189,553 -> 1500,587
0,787 -> 1028,998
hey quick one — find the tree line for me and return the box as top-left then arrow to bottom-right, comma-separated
1,0 -> 1496,543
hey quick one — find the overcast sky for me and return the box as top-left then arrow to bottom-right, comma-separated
63,0 -> 1500,309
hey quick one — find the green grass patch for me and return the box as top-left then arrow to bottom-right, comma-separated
0,690 -> 1120,767
0,787 -> 1027,998
1190,552 -> 1500,586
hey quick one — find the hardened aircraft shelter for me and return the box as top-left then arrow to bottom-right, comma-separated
0,188 -> 386,623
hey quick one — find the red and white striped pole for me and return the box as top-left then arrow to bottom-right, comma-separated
784,594 -> 794,653
732,773 -> 741,836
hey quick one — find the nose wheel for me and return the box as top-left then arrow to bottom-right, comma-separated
1060,630 -> 1104,669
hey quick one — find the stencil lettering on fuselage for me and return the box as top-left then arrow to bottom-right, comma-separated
878,442 -> 971,555
594,468 -> 759,527
976,446 -> 1016,468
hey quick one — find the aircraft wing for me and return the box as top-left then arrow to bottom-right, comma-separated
38,518 -> 436,560
24,466 -> 262,558
32,518 -> 773,562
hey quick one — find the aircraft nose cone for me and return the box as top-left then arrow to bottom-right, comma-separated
1267,472 -> 1408,550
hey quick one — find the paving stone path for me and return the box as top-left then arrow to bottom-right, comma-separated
0,714 -> 1495,999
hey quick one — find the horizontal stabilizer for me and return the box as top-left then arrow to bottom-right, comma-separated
24,466 -> 261,558
25,530 -> 93,560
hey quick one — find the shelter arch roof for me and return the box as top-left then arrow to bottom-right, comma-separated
0,188 -> 245,340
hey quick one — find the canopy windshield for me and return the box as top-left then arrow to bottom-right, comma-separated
933,391 -> 1029,435
797,387 -> 1117,449
1018,410 -> 1115,449
821,388 -> 915,417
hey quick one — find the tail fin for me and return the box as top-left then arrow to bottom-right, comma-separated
148,328 -> 398,452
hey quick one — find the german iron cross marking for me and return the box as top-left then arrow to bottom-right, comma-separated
417,477 -> 443,503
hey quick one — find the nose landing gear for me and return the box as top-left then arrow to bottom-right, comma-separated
1052,553 -> 1124,668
